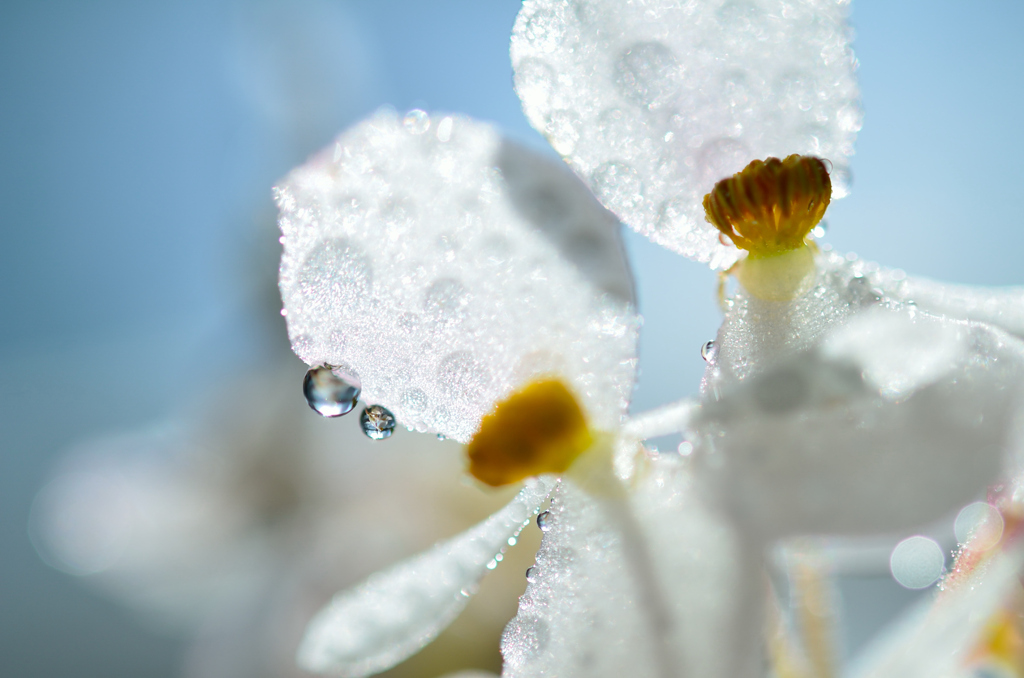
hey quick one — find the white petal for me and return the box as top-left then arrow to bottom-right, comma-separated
502,460 -> 758,678
297,477 -> 555,678
277,109 -> 639,441
886,274 -> 1024,340
850,545 -> 1024,678
511,0 -> 860,267
698,307 -> 1024,538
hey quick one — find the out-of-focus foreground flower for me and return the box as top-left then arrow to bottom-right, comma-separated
30,363 -> 534,678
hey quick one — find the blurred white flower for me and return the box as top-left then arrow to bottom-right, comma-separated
30,365 -> 537,678
274,1 -> 1024,678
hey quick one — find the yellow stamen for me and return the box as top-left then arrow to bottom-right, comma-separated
704,155 -> 832,302
467,379 -> 593,487
704,155 -> 831,256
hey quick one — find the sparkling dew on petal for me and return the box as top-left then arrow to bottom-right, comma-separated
276,109 -> 639,441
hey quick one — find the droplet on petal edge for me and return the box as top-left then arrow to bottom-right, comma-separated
297,477 -> 557,677
304,365 -> 361,417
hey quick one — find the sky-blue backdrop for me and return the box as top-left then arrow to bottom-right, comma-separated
1,1 -> 1022,675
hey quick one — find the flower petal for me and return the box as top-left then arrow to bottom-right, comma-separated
297,477 -> 555,677
502,461 -> 758,678
511,0 -> 860,267
698,307 -> 1024,538
886,274 -> 1024,341
849,544 -> 1024,678
277,109 -> 639,441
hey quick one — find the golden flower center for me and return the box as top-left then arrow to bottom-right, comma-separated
467,379 -> 593,487
703,155 -> 831,257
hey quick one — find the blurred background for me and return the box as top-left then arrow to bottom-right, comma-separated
1,0 -> 1023,676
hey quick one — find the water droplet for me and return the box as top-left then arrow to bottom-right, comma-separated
436,433 -> 446,441
591,162 -> 643,215
508,536 -> 518,546
403,109 -> 430,134
360,405 -> 396,440
437,351 -> 492,403
436,116 -> 454,142
701,340 -> 718,362
303,366 -> 361,417
495,553 -> 504,562
678,440 -> 694,456
811,223 -> 826,239
525,566 -> 538,583
656,197 -> 692,235
545,109 -> 581,155
847,275 -> 882,306
423,278 -> 470,321
698,138 -> 751,187
298,238 -> 372,317
537,510 -> 552,531
614,41 -> 681,109
486,559 -> 498,570
401,388 -> 428,414
830,164 -> 853,199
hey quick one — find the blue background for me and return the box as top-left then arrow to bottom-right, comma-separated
1,0 -> 1022,675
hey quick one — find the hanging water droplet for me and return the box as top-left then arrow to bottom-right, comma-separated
403,109 -> 430,134
303,365 -> 361,417
811,225 -> 826,239
701,340 -> 718,362
525,566 -> 538,583
437,433 -> 446,441
360,405 -> 396,440
537,510 -> 552,532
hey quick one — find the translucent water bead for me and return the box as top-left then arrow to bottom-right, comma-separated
303,365 -> 361,417
360,405 -> 397,440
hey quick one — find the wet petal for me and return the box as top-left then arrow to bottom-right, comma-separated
511,0 -> 860,267
297,478 -> 555,677
502,460 -> 756,678
698,308 -> 1024,539
277,109 -> 639,441
886,274 -> 1024,341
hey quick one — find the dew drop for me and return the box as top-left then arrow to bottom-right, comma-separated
403,109 -> 430,135
614,41 -> 681,109
437,434 -> 446,441
537,510 -> 553,532
401,388 -> 428,414
591,162 -> 643,215
360,405 -> 396,440
298,238 -> 372,317
701,340 -> 718,362
423,278 -> 470,321
545,109 -> 581,155
508,536 -> 518,546
303,365 -> 361,417
525,566 -> 538,583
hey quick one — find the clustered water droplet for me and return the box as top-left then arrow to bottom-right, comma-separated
360,405 -> 397,440
303,365 -> 361,417
537,510 -> 553,532
701,340 -> 717,362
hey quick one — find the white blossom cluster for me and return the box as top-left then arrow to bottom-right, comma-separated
272,1 -> 1024,678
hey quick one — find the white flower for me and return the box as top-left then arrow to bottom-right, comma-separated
276,1 -> 1024,678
